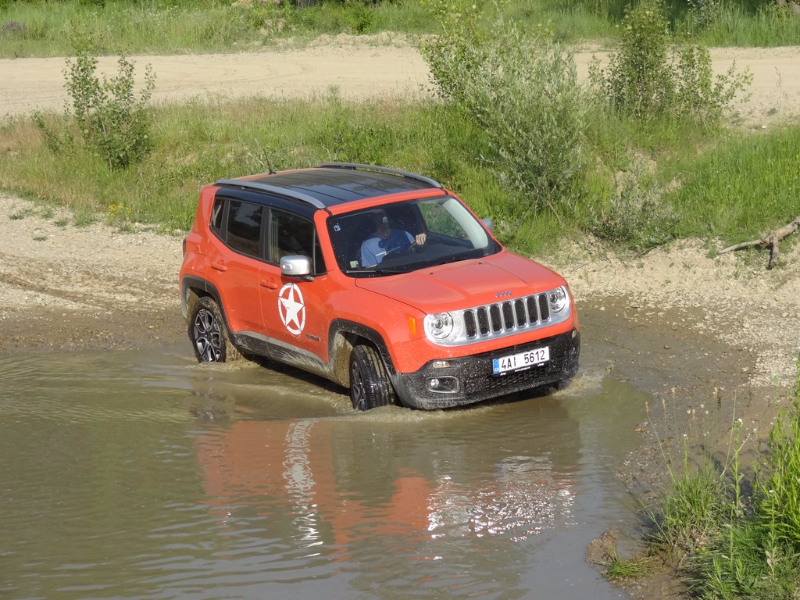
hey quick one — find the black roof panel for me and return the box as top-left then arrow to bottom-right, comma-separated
247,166 -> 438,208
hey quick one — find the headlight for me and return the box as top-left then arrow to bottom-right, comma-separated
548,287 -> 569,314
425,312 -> 455,340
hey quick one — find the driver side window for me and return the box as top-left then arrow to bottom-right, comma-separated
269,210 -> 326,275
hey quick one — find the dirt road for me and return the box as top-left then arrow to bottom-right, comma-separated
2,39 -> 800,126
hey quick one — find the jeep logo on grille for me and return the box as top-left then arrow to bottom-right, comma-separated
496,290 -> 512,298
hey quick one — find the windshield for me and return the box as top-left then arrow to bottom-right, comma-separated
327,196 -> 501,277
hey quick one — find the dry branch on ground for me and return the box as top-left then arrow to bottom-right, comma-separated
719,216 -> 800,269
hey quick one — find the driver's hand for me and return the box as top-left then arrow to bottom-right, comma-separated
414,232 -> 427,246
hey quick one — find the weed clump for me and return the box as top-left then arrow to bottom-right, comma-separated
753,392 -> 800,549
687,0 -> 722,31
590,160 -> 678,251
65,47 -> 156,170
649,375 -> 800,600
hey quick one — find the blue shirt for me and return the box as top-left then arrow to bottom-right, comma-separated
361,230 -> 413,267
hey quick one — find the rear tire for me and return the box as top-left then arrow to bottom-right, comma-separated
189,296 -> 240,363
349,344 -> 396,411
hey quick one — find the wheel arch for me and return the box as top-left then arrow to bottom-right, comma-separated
327,319 -> 395,388
181,276 -> 233,333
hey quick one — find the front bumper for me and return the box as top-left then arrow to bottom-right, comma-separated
391,329 -> 580,410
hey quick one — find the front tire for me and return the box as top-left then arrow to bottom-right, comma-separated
189,296 -> 240,363
349,344 -> 396,411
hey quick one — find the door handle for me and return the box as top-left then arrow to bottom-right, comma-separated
261,279 -> 278,290
211,260 -> 227,272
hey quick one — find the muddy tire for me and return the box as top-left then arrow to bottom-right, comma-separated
189,296 -> 240,363
349,344 -> 396,411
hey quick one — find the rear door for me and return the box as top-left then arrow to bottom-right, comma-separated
206,196 -> 266,335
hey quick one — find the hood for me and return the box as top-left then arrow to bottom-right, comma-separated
355,251 -> 566,313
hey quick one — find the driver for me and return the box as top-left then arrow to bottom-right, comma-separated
360,210 -> 426,268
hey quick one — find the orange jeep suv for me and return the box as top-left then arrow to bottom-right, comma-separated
180,163 -> 580,410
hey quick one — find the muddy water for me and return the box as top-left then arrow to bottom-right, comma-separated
1,345 -> 648,600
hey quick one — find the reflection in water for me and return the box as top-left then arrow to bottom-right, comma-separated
192,398 -> 585,597
426,456 -> 574,540
0,350 -> 645,600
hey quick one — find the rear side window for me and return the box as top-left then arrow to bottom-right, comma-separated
210,196 -> 224,236
227,200 -> 263,258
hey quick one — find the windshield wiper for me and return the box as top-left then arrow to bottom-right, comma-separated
344,267 -> 408,275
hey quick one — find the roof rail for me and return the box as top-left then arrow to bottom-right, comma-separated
214,179 -> 326,210
316,162 -> 443,190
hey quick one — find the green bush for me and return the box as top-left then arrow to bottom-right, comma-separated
64,47 -> 156,170
30,111 -> 73,156
590,0 -> 673,121
589,0 -> 751,124
346,2 -> 375,33
655,462 -> 727,553
686,0 -> 722,31
421,0 -> 586,217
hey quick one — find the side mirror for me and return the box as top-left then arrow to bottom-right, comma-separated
481,218 -> 494,234
280,255 -> 312,278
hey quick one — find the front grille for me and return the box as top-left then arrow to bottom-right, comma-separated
461,293 -> 551,341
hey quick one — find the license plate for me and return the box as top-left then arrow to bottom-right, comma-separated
492,346 -> 550,375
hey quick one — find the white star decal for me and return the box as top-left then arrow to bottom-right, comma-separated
278,283 -> 306,335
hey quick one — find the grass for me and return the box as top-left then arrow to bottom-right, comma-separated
2,0 -> 800,58
0,0 -> 245,58
3,89 -> 800,255
0,0 -> 431,58
0,95 -> 521,236
664,126 -> 800,243
678,1 -> 800,47
641,372 -> 800,600
603,552 -> 654,581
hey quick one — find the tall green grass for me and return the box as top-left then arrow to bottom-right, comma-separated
0,0 -> 434,58
2,0 -> 800,58
664,125 -> 800,242
0,0 -> 248,57
0,95 -> 521,236
651,373 -> 800,600
675,1 -> 800,46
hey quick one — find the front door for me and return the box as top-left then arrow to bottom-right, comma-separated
260,209 -> 330,371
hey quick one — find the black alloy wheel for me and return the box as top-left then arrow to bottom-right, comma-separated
189,296 -> 239,363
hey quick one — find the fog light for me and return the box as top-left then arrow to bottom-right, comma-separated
432,360 -> 450,368
426,376 -> 459,393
